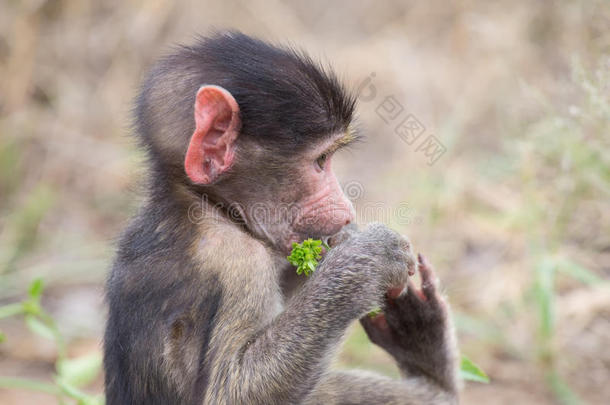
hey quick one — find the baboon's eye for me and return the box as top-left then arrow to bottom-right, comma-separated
316,153 -> 328,171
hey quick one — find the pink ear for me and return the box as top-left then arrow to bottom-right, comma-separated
184,85 -> 240,184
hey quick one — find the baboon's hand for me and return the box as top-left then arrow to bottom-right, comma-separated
319,222 -> 416,313
360,254 -> 457,392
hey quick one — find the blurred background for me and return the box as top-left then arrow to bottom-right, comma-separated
0,0 -> 608,404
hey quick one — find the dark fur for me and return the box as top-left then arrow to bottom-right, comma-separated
103,31 -> 459,405
104,195 -> 225,405
135,31 -> 355,180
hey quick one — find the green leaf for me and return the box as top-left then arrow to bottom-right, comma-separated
0,331 -> 5,343
556,258 -> 604,285
28,278 -> 44,299
0,377 -> 60,395
546,369 -> 584,405
534,258 -> 556,343
367,307 -> 382,317
460,355 -> 489,383
56,377 -> 94,402
21,300 -> 42,316
57,352 -> 103,388
287,238 -> 327,277
0,303 -> 25,319
80,396 -> 105,405
25,315 -> 56,340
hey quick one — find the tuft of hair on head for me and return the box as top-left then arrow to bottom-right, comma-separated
134,30 -> 356,179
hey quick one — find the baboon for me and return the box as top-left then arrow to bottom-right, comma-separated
103,31 -> 459,405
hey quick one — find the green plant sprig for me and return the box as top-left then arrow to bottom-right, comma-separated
286,238 -> 489,382
287,238 -> 381,317
287,238 -> 326,277
0,279 -> 104,405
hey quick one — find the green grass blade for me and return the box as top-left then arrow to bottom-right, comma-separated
0,377 -> 60,395
460,355 -> 489,383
